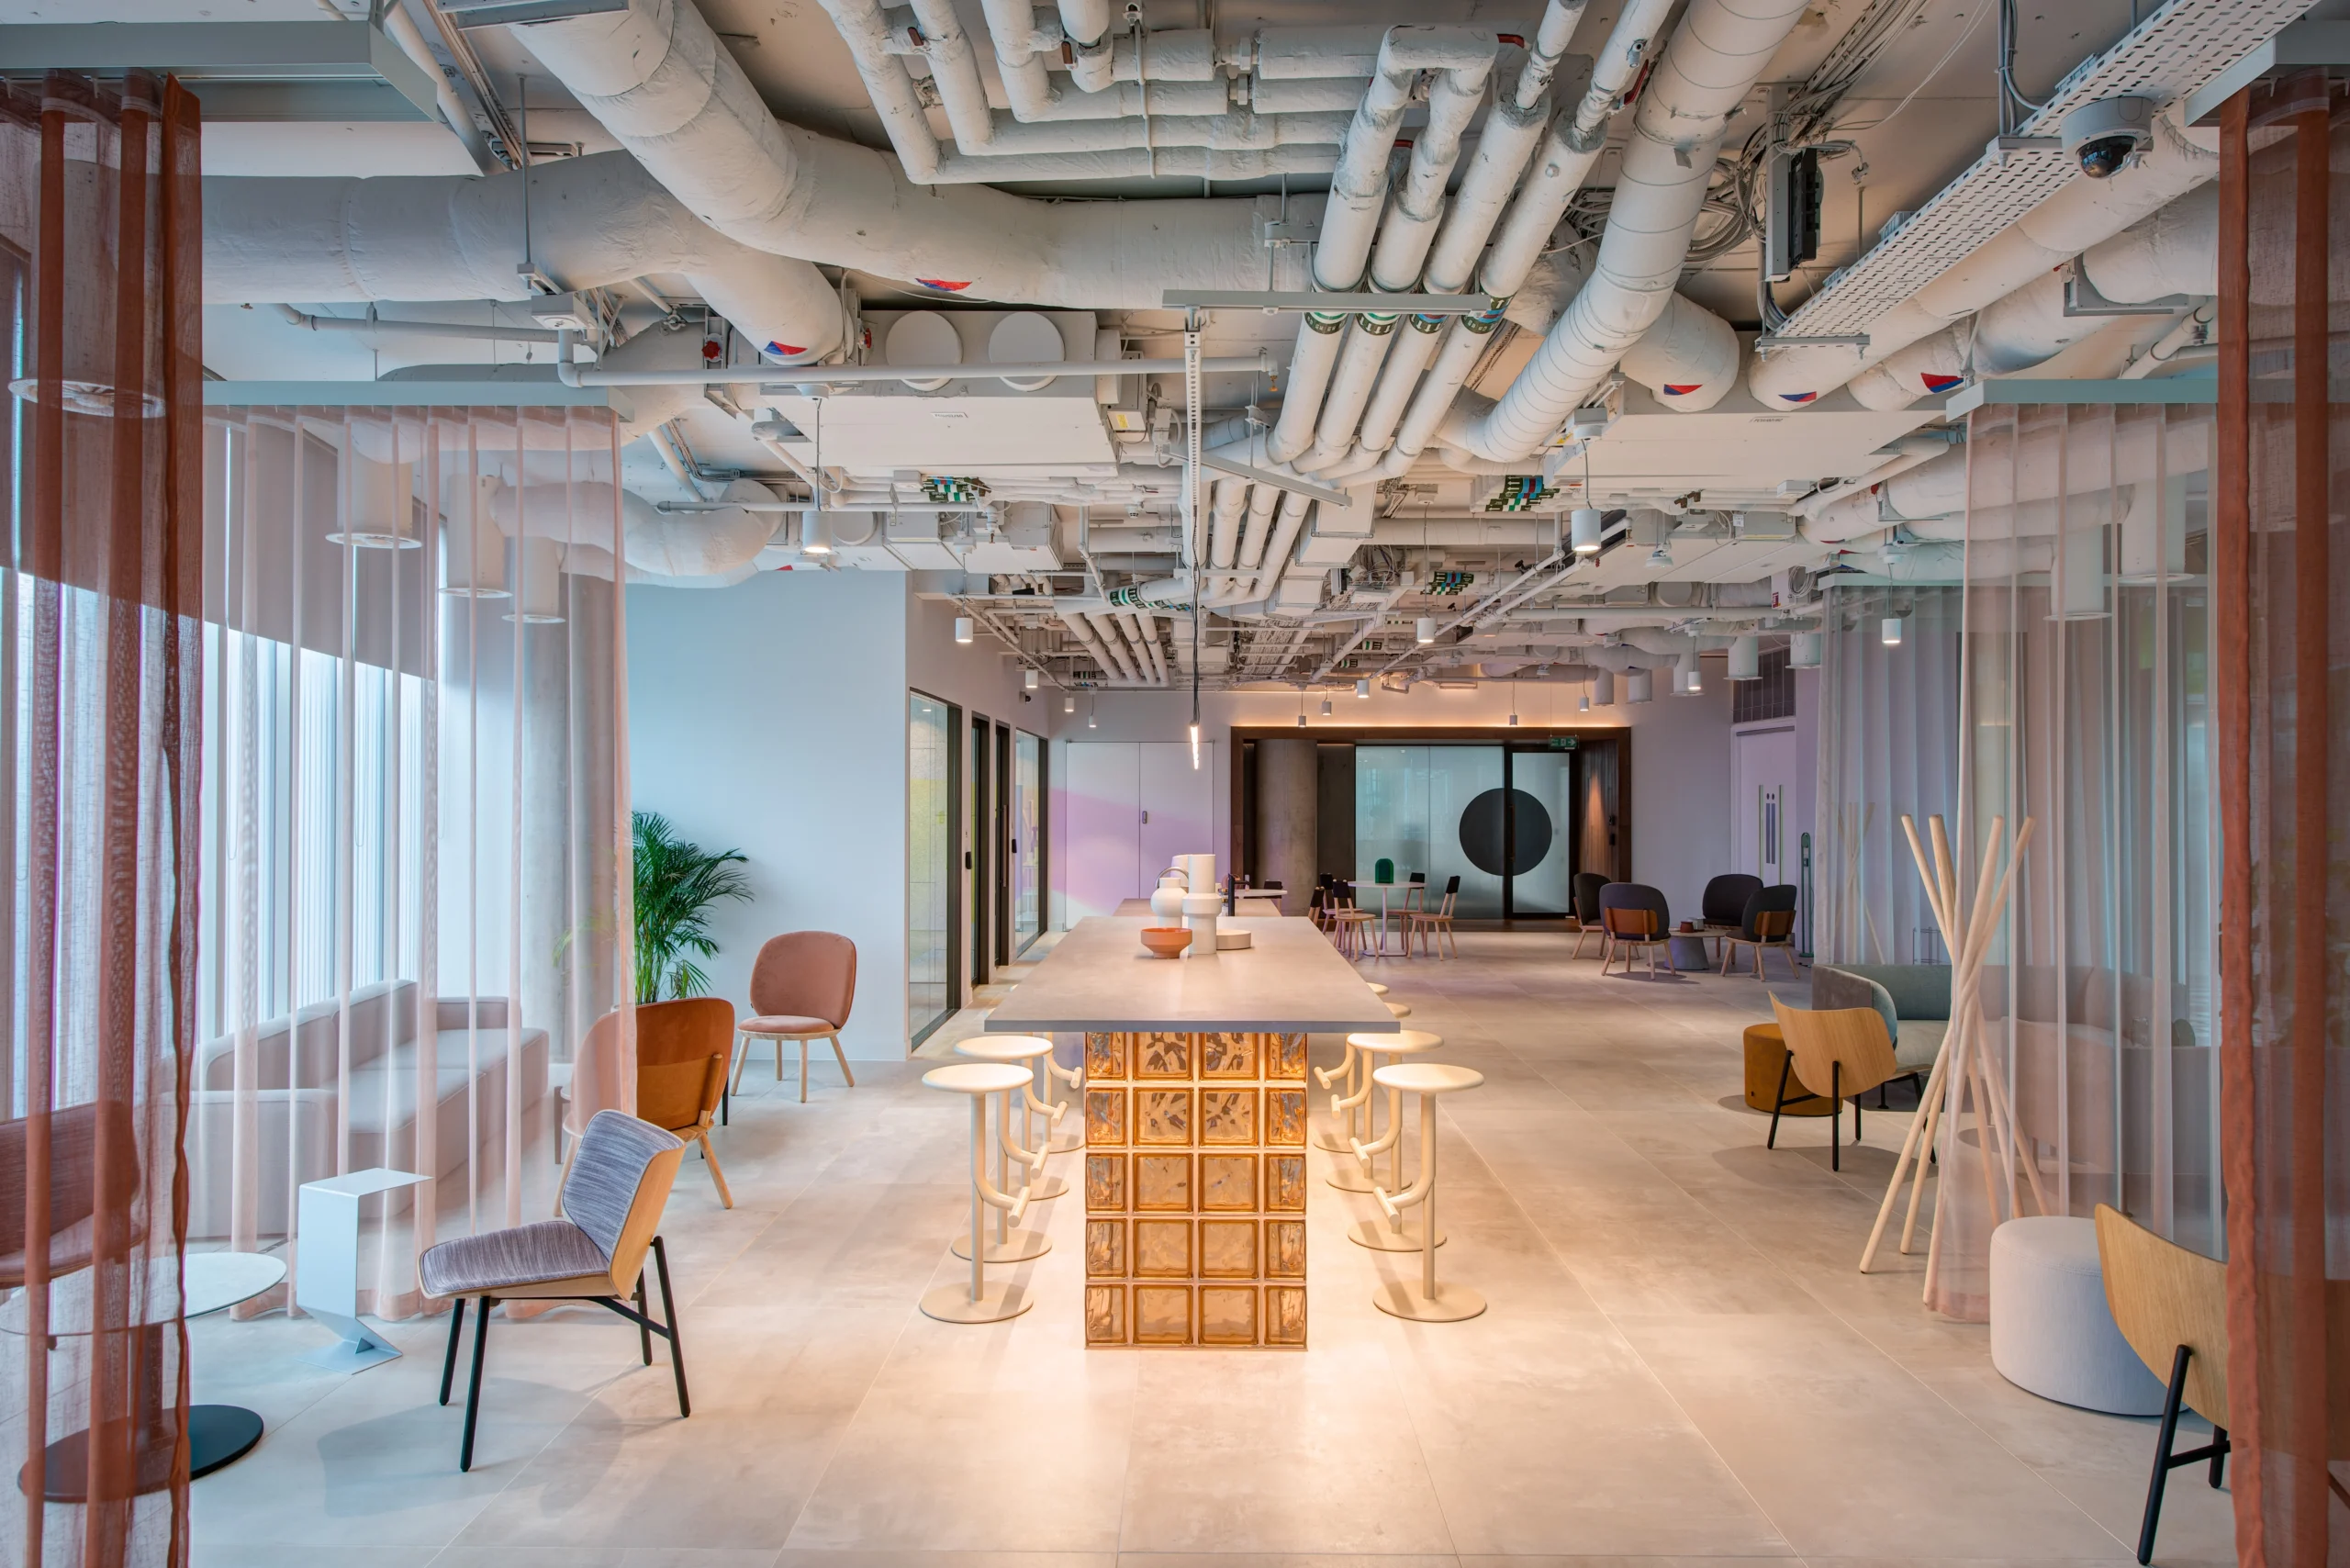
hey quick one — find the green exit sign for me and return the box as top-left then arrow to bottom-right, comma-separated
1547,735 -> 1579,750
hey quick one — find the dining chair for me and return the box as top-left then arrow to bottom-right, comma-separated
1326,879 -> 1375,957
1764,993 -> 1906,1170
736,931 -> 858,1103
1404,874 -> 1460,958
1719,884 -> 1799,980
634,996 -> 736,1208
1597,882 -> 1673,977
1402,870 -> 1427,916
422,1110 -> 689,1472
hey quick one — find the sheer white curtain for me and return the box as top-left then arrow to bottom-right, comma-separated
1814,584 -> 1964,968
1951,399 -> 2219,1318
194,404 -> 633,1321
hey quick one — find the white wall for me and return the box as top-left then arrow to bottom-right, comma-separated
628,570 -> 911,1058
1045,675 -> 1736,924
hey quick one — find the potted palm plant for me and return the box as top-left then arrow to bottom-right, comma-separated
632,810 -> 752,1002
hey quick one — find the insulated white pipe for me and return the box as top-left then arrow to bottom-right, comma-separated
1371,0 -> 1677,479
1748,106 -> 2220,406
1266,27 -> 1496,464
1085,610 -> 1142,681
1247,490 -> 1313,600
1207,478 -> 1247,571
1059,0 -> 1113,91
1459,0 -> 1815,461
489,478 -> 781,577
382,1 -> 499,174
906,0 -> 999,150
1057,607 -> 1123,680
1236,483 -> 1279,568
978,0 -> 1058,120
1298,34 -> 1498,471
518,0 -> 1315,308
204,153 -> 843,361
1120,610 -> 1169,684
1616,292 -> 1741,411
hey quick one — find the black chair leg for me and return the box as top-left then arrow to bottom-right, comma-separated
460,1294 -> 494,1473
1767,1053 -> 1795,1148
1854,1085 -> 1863,1147
654,1235 -> 690,1418
2138,1344 -> 2193,1563
2210,1426 -> 2228,1487
634,1275 -> 653,1366
1830,1063 -> 1843,1172
439,1296 -> 467,1406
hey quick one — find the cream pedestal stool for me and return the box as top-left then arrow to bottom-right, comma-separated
1370,1061 -> 1486,1323
955,1034 -> 1068,1208
1384,1001 -> 1413,1020
1041,1038 -> 1085,1153
1345,1031 -> 1448,1252
920,1062 -> 1037,1324
1315,983 -> 1393,1157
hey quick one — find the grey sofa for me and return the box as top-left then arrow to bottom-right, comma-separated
1812,963 -> 1949,1073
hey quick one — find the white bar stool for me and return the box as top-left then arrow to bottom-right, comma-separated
1315,982 -> 1393,1156
1344,1031 -> 1447,1252
1384,1000 -> 1413,1019
921,1062 -> 1037,1324
1370,1061 -> 1486,1323
1041,1036 -> 1085,1153
955,1034 -> 1066,1213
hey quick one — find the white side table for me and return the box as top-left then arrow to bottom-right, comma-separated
297,1167 -> 427,1371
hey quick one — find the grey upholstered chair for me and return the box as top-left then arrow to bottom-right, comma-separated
1721,883 -> 1800,980
422,1110 -> 689,1471
1597,882 -> 1673,976
1700,874 -> 1765,930
1570,871 -> 1608,958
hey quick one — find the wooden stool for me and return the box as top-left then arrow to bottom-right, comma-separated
1742,1023 -> 1830,1116
954,1035 -> 1066,1221
1345,1030 -> 1447,1252
1370,1061 -> 1486,1323
919,1062 -> 1036,1324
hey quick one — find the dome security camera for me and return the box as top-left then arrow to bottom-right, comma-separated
2062,96 -> 2156,179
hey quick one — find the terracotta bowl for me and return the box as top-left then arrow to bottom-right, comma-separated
1139,926 -> 1193,959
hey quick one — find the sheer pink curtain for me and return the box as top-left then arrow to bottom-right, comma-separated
194,404 -> 633,1324
0,71 -> 203,1567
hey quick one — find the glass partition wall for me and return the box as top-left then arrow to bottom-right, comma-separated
1013,730 -> 1044,953
1353,743 -> 1592,919
907,692 -> 952,1042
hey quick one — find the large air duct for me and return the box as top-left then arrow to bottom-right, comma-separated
204,152 -> 843,364
1749,106 -> 2219,407
513,0 -> 1314,308
487,477 -> 781,577
1617,293 -> 1740,411
1848,185 -> 2219,409
1451,0 -> 1814,462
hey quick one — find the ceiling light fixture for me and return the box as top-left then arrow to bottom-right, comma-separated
1578,683 -> 1591,713
1571,507 -> 1605,556
1680,650 -> 1702,694
1064,693 -> 1077,714
1508,678 -> 1518,726
1024,667 -> 1039,690
1415,616 -> 1438,644
1356,678 -> 1371,700
954,615 -> 973,644
1088,695 -> 1098,729
1321,697 -> 1333,717
1882,616 -> 1905,646
1728,634 -> 1759,681
800,508 -> 833,555
1789,632 -> 1824,668
1593,668 -> 1615,706
1189,720 -> 1202,767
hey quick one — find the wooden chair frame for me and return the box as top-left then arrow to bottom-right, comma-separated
1720,908 -> 1797,980
1763,994 -> 1905,1170
1600,906 -> 1670,977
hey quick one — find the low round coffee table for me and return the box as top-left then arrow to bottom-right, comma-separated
3,1249 -> 285,1500
1742,1023 -> 1832,1116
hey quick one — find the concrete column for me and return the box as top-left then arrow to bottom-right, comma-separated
1256,737 -> 1319,906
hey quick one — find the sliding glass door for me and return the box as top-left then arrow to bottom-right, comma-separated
1013,730 -> 1044,953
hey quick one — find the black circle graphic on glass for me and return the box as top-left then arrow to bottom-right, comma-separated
1459,788 -> 1552,877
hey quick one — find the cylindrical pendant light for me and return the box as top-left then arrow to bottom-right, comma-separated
1626,668 -> 1653,703
1679,650 -> 1702,693
441,484 -> 509,598
503,537 -> 565,623
1882,615 -> 1904,646
1024,667 -> 1039,690
800,508 -> 833,555
1320,697 -> 1333,716
954,615 -> 974,644
1356,678 -> 1371,699
1415,616 -> 1438,644
328,453 -> 424,550
1577,687 -> 1591,713
1728,634 -> 1759,681
1570,506 -> 1605,556
1592,668 -> 1616,706
1788,631 -> 1823,668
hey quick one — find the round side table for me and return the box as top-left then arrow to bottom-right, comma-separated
1742,1023 -> 1831,1116
3,1249 -> 286,1500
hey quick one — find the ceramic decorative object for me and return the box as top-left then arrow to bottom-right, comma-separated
1149,869 -> 1188,923
1375,858 -> 1394,885
1215,929 -> 1253,950
1139,926 -> 1192,959
1180,893 -> 1222,958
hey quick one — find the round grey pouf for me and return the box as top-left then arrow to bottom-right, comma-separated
1989,1215 -> 2167,1415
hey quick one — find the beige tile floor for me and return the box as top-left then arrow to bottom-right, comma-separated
185,931 -> 2235,1568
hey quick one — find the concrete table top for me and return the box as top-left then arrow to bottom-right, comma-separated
986,916 -> 1401,1036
